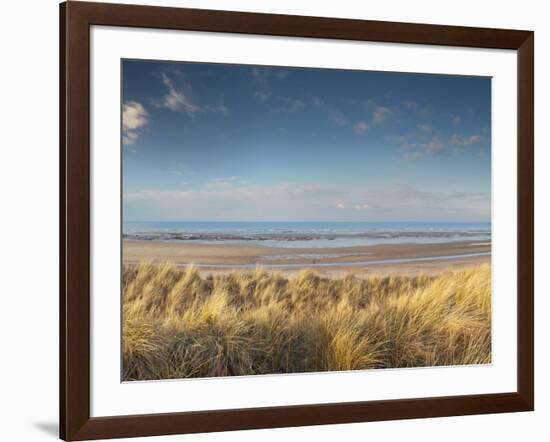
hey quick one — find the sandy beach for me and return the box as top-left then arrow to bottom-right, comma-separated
123,239 -> 491,276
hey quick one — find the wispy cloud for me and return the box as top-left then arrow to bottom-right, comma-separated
124,180 -> 344,221
251,67 -> 289,104
354,121 -> 369,134
396,135 -> 445,161
124,180 -> 490,222
156,73 -> 199,113
324,98 -> 437,138
389,118 -> 485,160
250,67 -> 305,113
401,133 -> 484,160
357,184 -> 490,220
169,162 -> 196,177
450,134 -> 482,151
204,102 -> 228,115
254,90 -> 271,102
424,139 -> 444,155
372,106 -> 393,125
312,97 -> 349,127
276,97 -> 305,113
399,101 -> 432,117
335,201 -> 368,210
251,67 -> 288,84
122,100 -> 148,145
155,72 -> 228,115
352,105 -> 393,135
404,152 -> 425,162
416,123 -> 432,133
206,176 -> 248,189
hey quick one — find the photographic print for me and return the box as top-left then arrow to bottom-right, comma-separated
121,60 -> 492,381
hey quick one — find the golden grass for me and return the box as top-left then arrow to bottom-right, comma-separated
122,263 -> 491,381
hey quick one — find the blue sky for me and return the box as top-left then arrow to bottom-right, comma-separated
122,60 -> 491,222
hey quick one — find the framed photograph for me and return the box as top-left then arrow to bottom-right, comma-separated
60,1 -> 534,440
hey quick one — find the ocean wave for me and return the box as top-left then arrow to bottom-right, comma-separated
123,230 -> 491,242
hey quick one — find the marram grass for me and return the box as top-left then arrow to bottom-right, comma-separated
122,263 -> 491,381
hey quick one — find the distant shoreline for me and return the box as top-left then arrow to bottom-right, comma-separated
122,221 -> 491,249
122,231 -> 490,243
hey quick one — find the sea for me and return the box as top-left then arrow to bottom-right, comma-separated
122,221 -> 491,249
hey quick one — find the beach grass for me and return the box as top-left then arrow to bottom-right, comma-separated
122,263 -> 491,381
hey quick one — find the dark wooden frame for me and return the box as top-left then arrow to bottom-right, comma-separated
60,1 -> 534,440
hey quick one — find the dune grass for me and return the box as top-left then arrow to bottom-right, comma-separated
122,263 -> 491,381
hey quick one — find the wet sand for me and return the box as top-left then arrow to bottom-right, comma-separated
123,240 -> 491,277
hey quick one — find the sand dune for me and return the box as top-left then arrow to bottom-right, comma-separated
123,263 -> 491,380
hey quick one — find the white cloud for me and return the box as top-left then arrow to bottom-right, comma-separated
251,67 -> 288,104
205,102 -> 228,115
277,97 -> 305,113
312,97 -> 349,127
124,181 -> 490,222
169,162 -> 196,177
254,90 -> 271,102
335,201 -> 368,210
155,73 -> 227,115
124,181 -> 347,221
123,131 -> 139,146
353,121 -> 369,134
424,139 -> 444,155
122,101 -> 148,145
351,105 -> 393,134
157,73 -> 199,113
400,101 -> 420,112
404,152 -> 425,161
251,67 -> 268,84
398,136 -> 445,160
416,123 -> 432,132
389,124 -> 486,160
452,115 -> 462,126
399,101 -> 431,117
251,67 -> 288,83
372,106 -> 393,125
450,134 -> 482,151
206,176 -> 246,189
312,97 -> 324,107
123,101 -> 148,131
